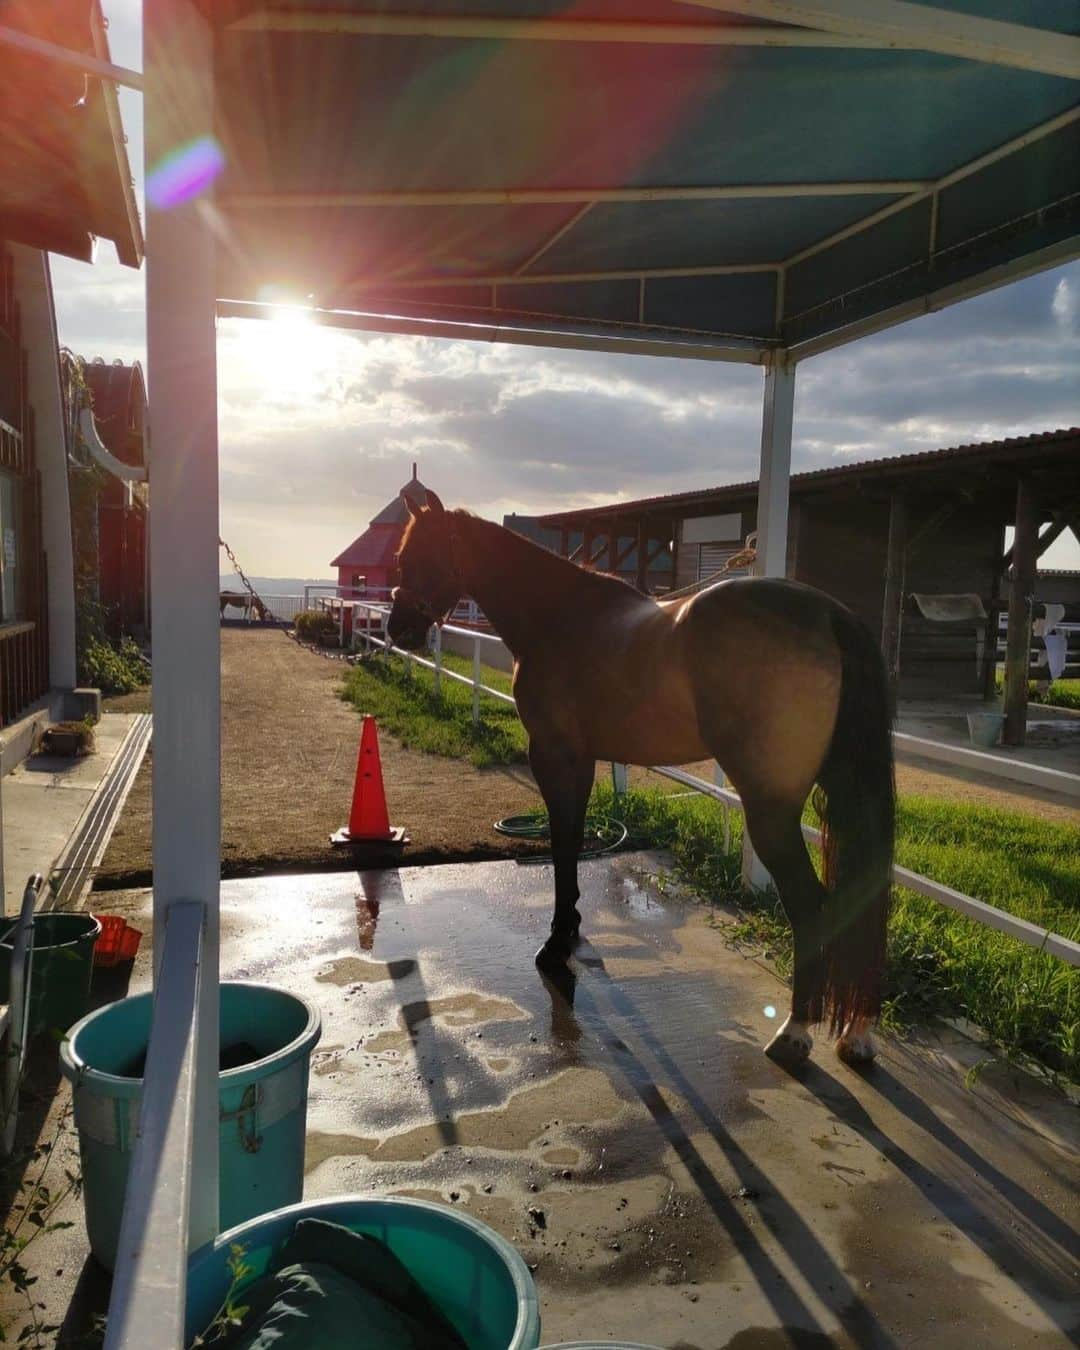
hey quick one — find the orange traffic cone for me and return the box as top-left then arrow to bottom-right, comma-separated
330,716 -> 409,848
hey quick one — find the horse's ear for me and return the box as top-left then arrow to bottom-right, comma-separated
402,491 -> 421,521
425,489 -> 445,517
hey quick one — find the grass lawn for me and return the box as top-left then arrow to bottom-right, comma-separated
341,648 -> 527,768
994,676 -> 1080,711
342,645 -> 1079,1081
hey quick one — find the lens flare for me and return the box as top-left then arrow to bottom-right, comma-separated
147,136 -> 225,209
763,1005 -> 777,1019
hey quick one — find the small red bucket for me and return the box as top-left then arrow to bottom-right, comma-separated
92,916 -> 143,968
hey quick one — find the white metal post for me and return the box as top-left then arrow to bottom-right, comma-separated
743,357 -> 796,888
433,624 -> 442,698
144,0 -> 220,1253
472,640 -> 481,725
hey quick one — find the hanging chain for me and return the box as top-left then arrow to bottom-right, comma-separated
219,536 -> 271,620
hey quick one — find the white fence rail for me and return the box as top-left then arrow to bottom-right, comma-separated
105,902 -> 207,1350
350,601 -> 514,720
646,764 -> 1080,967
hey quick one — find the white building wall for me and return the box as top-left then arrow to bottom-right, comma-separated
9,245 -> 77,692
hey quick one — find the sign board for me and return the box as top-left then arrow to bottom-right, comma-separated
682,513 -> 741,545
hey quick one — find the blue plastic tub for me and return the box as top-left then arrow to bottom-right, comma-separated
59,981 -> 320,1271
186,1195 -> 541,1349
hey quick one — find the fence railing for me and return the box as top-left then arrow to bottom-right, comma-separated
104,902 -> 207,1350
349,600 -> 513,721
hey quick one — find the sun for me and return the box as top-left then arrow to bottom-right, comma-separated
247,307 -> 333,401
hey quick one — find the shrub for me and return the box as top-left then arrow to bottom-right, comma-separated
78,634 -> 150,696
294,609 -> 338,644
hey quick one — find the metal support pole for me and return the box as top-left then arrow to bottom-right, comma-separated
880,493 -> 907,697
144,0 -> 220,1253
433,624 -> 442,698
472,641 -> 481,725
1004,478 -> 1038,746
611,763 -> 629,796
743,357 -> 796,889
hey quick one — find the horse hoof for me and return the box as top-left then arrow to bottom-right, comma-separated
764,1018 -> 813,1067
535,936 -> 573,969
837,1028 -> 877,1065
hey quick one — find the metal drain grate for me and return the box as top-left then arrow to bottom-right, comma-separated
44,713 -> 152,912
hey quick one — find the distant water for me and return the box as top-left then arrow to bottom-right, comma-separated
219,576 -> 335,596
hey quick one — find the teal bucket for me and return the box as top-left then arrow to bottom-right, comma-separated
59,981 -> 320,1272
185,1195 -> 541,1350
0,912 -> 101,1039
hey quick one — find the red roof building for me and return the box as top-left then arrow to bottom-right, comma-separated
330,465 -> 431,596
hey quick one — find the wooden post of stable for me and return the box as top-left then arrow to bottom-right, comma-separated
1003,478 -> 1038,746
880,493 -> 907,697
636,519 -> 648,591
983,523 -> 1005,702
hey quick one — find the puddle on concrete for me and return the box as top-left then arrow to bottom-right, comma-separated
307,1066 -> 628,1169
316,955 -> 416,985
404,991 -> 528,1031
486,1057 -> 512,1073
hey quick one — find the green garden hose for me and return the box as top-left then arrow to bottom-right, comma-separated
493,809 -> 628,860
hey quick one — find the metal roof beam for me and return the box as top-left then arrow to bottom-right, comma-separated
345,263 -> 777,292
678,0 -> 1080,80
787,235 -> 1080,361
782,104 -> 1080,273
227,10 -> 899,48
216,299 -> 771,365
223,182 -> 928,209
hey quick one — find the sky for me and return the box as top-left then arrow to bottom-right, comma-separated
48,1 -> 1079,580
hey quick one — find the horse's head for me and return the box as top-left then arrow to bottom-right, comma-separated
388,490 -> 461,649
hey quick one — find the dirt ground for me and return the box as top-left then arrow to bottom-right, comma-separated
97,626 -> 1075,890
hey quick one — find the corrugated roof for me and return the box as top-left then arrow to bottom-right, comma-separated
533,428 -> 1080,525
82,360 -> 146,466
0,1 -> 142,266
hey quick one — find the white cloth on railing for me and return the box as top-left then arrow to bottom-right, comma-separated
1044,631 -> 1068,681
1032,603 -> 1065,637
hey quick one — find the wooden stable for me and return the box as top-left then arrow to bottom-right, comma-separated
526,429 -> 1080,735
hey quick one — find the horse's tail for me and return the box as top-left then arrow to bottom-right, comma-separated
812,605 -> 895,1035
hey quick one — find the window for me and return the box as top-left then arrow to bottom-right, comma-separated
0,472 -> 18,623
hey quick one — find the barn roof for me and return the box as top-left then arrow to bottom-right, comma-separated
532,427 -> 1080,526
0,1 -> 142,266
82,359 -> 147,467
204,1 -> 1079,362
330,467 -> 433,568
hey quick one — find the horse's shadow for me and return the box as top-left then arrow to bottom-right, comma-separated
546,945 -> 895,1349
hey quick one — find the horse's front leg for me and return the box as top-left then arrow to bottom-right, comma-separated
528,740 -> 595,969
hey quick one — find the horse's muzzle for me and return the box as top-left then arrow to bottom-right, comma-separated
387,605 -> 431,651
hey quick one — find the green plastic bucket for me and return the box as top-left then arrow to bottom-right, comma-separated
0,912 -> 101,1039
185,1195 -> 541,1350
59,981 -> 320,1272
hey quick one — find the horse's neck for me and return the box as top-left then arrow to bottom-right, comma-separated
453,512 -> 622,656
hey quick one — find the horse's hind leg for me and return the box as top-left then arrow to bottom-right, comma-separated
528,740 -> 595,968
741,799 -> 829,1067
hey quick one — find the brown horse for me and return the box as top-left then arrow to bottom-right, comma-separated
388,493 -> 895,1068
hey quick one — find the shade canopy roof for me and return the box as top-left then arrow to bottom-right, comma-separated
204,1 -> 1079,361
0,0 -> 142,266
